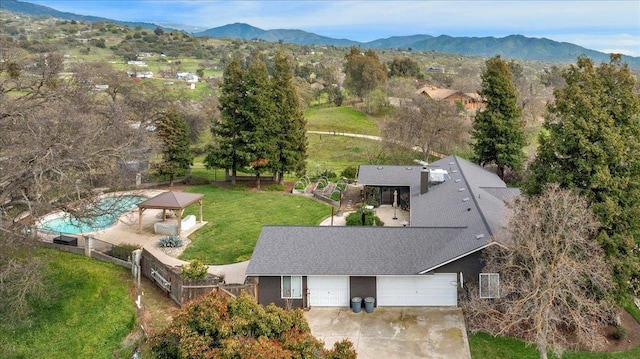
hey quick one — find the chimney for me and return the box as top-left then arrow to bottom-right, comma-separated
420,168 -> 429,194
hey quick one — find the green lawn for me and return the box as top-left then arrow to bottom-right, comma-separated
307,133 -> 380,175
470,308 -> 640,359
470,331 -> 640,359
179,185 -> 331,264
1,248 -> 136,359
305,106 -> 380,136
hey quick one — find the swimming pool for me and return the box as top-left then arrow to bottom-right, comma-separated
39,195 -> 148,234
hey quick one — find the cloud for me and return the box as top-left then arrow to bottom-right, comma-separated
546,33 -> 640,57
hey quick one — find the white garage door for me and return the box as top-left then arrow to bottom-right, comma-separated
377,274 -> 457,306
307,276 -> 350,307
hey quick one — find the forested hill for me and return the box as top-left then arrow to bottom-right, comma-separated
0,0 -> 163,31
197,23 -> 640,67
3,0 -> 638,67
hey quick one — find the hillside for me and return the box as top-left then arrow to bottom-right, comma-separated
196,23 -> 640,67
0,0 -> 164,31
2,0 -> 638,67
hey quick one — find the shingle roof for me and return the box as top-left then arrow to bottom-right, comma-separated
245,226 -> 467,276
137,191 -> 203,210
247,155 -> 516,276
357,165 -> 425,197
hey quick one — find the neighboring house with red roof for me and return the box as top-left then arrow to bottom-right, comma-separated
416,86 -> 484,112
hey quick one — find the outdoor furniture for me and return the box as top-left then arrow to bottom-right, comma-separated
154,222 -> 178,236
153,215 -> 198,235
53,235 -> 78,246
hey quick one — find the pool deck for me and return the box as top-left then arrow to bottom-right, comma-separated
39,189 -> 239,277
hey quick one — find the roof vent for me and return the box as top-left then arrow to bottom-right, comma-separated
458,188 -> 466,192
476,233 -> 485,239
462,197 -> 470,202
455,179 -> 461,183
406,167 -> 413,170
429,168 -> 451,183
449,162 -> 455,165
451,169 -> 458,173
377,166 -> 384,170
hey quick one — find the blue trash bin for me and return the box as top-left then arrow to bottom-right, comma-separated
351,297 -> 362,313
364,297 -> 375,313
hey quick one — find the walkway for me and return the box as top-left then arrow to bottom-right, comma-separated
320,205 -> 410,227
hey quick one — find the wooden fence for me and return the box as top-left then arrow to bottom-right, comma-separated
35,230 -> 256,307
139,248 -> 257,306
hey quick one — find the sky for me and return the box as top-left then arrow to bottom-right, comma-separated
26,0 -> 640,56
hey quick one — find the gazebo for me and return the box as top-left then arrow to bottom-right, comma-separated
137,192 -> 204,234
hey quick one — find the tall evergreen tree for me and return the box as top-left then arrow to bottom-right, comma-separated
525,55 -> 640,295
155,106 -> 193,186
205,56 -> 249,185
272,48 -> 308,184
243,54 -> 276,188
471,55 -> 526,180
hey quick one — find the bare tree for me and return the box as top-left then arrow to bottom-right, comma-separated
383,94 -> 469,161
0,45 -> 154,324
463,184 -> 615,359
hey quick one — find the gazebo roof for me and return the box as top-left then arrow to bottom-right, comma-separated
138,192 -> 203,210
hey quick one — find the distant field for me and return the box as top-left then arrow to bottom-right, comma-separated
306,133 -> 380,175
305,106 -> 380,136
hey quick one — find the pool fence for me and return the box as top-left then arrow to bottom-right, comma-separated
34,230 -> 257,306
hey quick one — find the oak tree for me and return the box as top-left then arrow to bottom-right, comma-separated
343,46 -> 387,100
387,56 -> 421,78
384,94 -> 469,161
464,184 -> 614,359
0,45 -> 153,324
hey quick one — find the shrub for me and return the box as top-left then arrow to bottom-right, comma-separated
184,175 -> 210,185
320,170 -> 337,180
159,234 -> 183,248
341,166 -> 358,180
346,207 -> 384,226
612,325 -> 628,340
149,293 -> 355,358
181,259 -> 208,280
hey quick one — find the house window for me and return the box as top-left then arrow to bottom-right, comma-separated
282,276 -> 302,299
479,273 -> 500,298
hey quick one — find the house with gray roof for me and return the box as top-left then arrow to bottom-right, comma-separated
245,155 -> 518,308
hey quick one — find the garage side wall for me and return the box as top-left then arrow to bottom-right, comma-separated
433,250 -> 484,286
257,276 -> 307,309
350,276 -> 377,307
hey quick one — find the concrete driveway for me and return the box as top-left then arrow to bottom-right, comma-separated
304,307 -> 471,359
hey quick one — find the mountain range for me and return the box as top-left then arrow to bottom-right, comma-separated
2,0 -> 638,67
